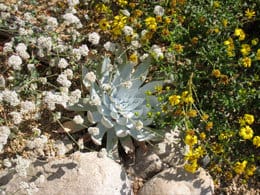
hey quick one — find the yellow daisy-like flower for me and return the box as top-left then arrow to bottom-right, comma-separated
234,28 -> 246,41
206,121 -> 213,131
253,136 -> 260,148
212,69 -> 221,78
184,160 -> 198,173
240,44 -> 251,56
245,8 -> 256,19
256,49 -> 260,61
200,132 -> 206,140
243,114 -> 254,125
246,164 -> 256,176
145,17 -> 157,31
184,134 -> 198,146
99,18 -> 110,30
239,125 -> 254,140
241,57 -> 252,68
233,160 -> 247,174
168,95 -> 181,106
187,109 -> 197,117
251,38 -> 259,46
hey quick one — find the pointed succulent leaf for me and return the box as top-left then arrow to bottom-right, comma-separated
132,56 -> 151,79
138,81 -> 164,95
66,98 -> 96,112
106,130 -> 119,159
87,111 -> 102,124
101,116 -> 114,128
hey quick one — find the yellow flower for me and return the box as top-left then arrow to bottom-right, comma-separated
234,28 -> 246,41
164,16 -> 171,25
239,117 -> 246,126
239,126 -> 254,140
222,19 -> 228,27
233,160 -> 247,174
129,52 -> 138,64
213,1 -> 220,8
145,17 -> 157,31
200,132 -> 206,140
117,0 -> 128,7
253,136 -> 260,148
212,69 -> 221,78
201,114 -> 209,121
184,134 -> 198,146
187,109 -> 197,117
99,18 -> 110,30
212,143 -> 224,154
240,44 -> 251,56
184,160 -> 198,173
245,8 -> 256,19
243,114 -> 254,125
241,57 -> 252,68
251,38 -> 259,46
256,49 -> 260,60
194,146 -> 205,158
206,122 -> 213,131
173,44 -> 184,53
169,95 -> 181,106
246,164 -> 256,176
191,37 -> 199,45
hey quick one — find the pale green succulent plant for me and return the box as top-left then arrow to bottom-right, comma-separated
67,51 -> 163,158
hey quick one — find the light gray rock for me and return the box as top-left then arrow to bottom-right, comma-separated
138,167 -> 214,195
1,151 -> 132,195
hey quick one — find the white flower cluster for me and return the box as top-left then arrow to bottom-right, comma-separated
67,89 -> 81,106
63,13 -> 82,29
88,32 -> 100,45
73,115 -> 84,124
8,55 -> 23,70
37,36 -> 53,57
57,58 -> 69,69
153,5 -> 165,16
15,43 -> 30,59
0,126 -> 10,153
14,155 -> 31,177
20,100 -> 36,114
67,0 -> 79,7
10,111 -> 23,124
79,44 -> 89,56
3,41 -> 13,53
26,135 -> 48,156
88,127 -> 99,136
43,91 -> 69,110
46,16 -> 58,30
1,89 -> 20,106
57,73 -> 72,88
123,25 -> 134,36
104,41 -> 116,52
150,44 -> 164,60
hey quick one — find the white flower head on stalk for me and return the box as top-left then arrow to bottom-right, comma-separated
15,43 -> 30,59
88,127 -> 100,136
0,126 -> 11,152
104,41 -> 116,52
8,55 -> 23,70
88,32 -> 100,45
57,58 -> 69,69
73,115 -> 84,124
153,5 -> 165,16
63,13 -> 82,28
123,25 -> 134,36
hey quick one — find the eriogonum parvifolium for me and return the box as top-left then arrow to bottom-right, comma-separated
67,51 -> 163,157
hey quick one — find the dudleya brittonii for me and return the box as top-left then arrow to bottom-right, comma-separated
67,51 -> 163,158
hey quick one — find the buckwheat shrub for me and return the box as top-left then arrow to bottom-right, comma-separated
3,41 -> 13,54
56,73 -> 72,88
88,32 -> 100,45
16,43 -> 30,60
10,111 -> 23,125
63,13 -> 82,29
79,44 -> 89,56
150,44 -> 164,60
57,58 -> 69,69
73,115 -> 84,124
0,126 -> 11,153
72,48 -> 82,61
67,89 -> 81,106
2,89 -> 20,106
153,5 -> 165,16
46,16 -> 58,30
67,0 -> 79,7
8,55 -> 23,70
20,100 -> 36,114
104,41 -> 116,52
37,36 -> 52,57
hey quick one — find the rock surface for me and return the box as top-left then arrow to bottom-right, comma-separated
1,151 -> 132,195
138,167 -> 214,195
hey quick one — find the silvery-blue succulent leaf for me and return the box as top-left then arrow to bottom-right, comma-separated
91,123 -> 107,145
101,116 -> 114,128
146,95 -> 160,108
110,110 -> 120,120
132,57 -> 151,80
116,87 -> 138,100
124,98 -> 144,111
97,105 -> 110,117
87,111 -> 102,124
100,57 -> 111,83
117,117 -> 127,126
66,98 -> 96,112
138,81 -> 164,96
115,125 -> 129,137
106,130 -> 119,159
129,129 -> 156,141
119,136 -> 134,154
